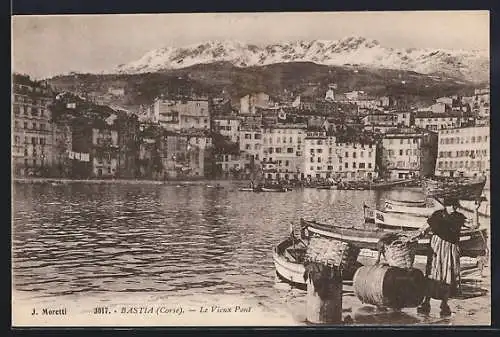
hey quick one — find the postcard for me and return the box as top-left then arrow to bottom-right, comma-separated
11,11 -> 490,327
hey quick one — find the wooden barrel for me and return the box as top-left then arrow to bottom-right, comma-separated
353,265 -> 425,309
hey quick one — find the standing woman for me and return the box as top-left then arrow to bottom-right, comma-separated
414,198 -> 468,317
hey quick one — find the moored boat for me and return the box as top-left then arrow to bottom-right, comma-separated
273,236 -> 363,289
383,199 -> 444,217
316,185 -> 337,190
384,198 -> 427,207
238,187 -> 255,192
261,187 -> 288,192
273,237 -> 308,289
300,218 -> 488,258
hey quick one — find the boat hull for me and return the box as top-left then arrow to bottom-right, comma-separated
384,198 -> 426,207
261,188 -> 287,192
301,218 -> 488,258
383,200 -> 443,217
273,238 -> 307,288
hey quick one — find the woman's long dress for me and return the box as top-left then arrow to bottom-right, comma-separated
426,210 -> 464,299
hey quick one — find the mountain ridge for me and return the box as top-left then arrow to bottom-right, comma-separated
112,37 -> 489,83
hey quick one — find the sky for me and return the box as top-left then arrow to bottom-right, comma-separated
12,11 -> 490,79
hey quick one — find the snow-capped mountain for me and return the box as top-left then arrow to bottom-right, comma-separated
114,37 -> 489,83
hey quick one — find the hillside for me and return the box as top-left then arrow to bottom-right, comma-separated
48,62 -> 479,109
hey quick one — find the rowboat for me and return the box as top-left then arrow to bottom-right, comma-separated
383,199 -> 444,217
364,206 -> 429,230
273,237 -> 363,289
300,218 -> 488,258
316,185 -> 337,190
384,198 -> 427,207
261,187 -> 288,192
238,187 -> 255,192
273,237 -> 308,289
206,184 -> 224,189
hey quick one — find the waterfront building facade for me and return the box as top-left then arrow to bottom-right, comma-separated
261,123 -> 307,180
435,126 -> 490,179
380,128 -> 438,179
12,75 -> 55,177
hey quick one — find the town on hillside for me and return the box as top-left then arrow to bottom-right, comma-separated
12,73 -> 490,185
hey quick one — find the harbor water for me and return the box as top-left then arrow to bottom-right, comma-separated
11,181 -> 490,326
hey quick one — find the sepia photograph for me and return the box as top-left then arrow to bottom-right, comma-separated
11,11 -> 491,326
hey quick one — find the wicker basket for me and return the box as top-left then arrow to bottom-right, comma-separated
384,239 -> 417,269
305,237 -> 360,270
422,176 -> 486,201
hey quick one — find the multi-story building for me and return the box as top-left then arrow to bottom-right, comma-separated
137,123 -> 163,180
303,128 -> 332,179
12,74 -> 55,177
261,123 -> 307,180
153,97 -> 210,131
413,111 -> 464,131
162,130 -> 213,179
213,116 -> 241,143
239,126 -> 262,170
335,142 -> 377,180
362,113 -> 398,133
91,126 -> 119,178
394,111 -> 413,127
380,128 -> 438,179
215,145 -> 242,179
303,129 -> 377,180
435,126 -> 490,179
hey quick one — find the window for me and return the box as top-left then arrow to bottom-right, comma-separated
245,133 -> 251,139
254,134 -> 261,140
368,152 -> 372,157
317,157 -> 321,163
359,163 -> 365,169
24,122 -> 28,129
245,144 -> 250,150
310,166 -> 314,171
400,139 -> 403,144
368,163 -> 372,169
317,149 -> 323,153
360,152 -> 364,158
353,152 -> 356,158
285,160 -> 289,166
276,148 -> 281,153
399,150 -> 403,156
40,138 -> 45,145
345,152 -> 349,158
353,162 -> 357,168
287,148 -> 294,153
310,157 -> 314,163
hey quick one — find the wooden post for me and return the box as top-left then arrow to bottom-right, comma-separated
306,265 -> 343,324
